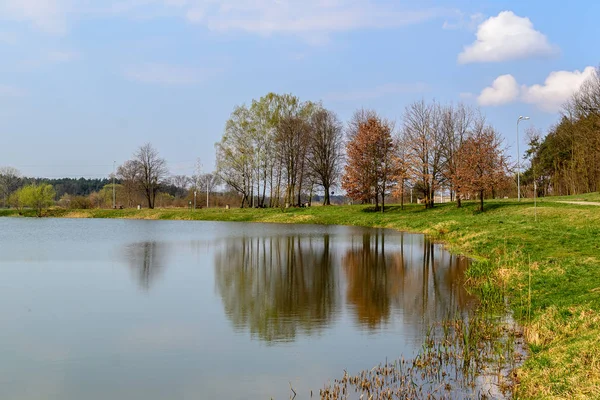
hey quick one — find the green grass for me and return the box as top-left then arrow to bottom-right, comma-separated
542,192 -> 600,203
2,195 -> 599,399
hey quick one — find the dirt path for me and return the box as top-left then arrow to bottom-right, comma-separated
557,201 -> 600,206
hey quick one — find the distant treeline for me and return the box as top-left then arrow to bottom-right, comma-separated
0,175 -> 115,206
39,178 -> 116,197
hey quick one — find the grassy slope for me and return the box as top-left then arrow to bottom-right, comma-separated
1,197 -> 599,399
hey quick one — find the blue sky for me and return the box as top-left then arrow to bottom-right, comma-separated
0,0 -> 598,178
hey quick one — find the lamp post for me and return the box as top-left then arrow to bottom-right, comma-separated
194,191 -> 197,210
112,161 -> 116,209
206,175 -> 210,209
517,116 -> 530,201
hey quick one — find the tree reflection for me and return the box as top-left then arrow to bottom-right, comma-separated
124,241 -> 166,290
215,228 -> 476,340
343,232 -> 401,328
397,236 -> 475,325
343,231 -> 476,330
214,234 -> 338,343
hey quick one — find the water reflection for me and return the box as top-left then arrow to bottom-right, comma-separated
343,233 -> 402,328
216,229 -> 476,341
343,232 -> 475,330
0,219 -> 483,400
214,234 -> 338,342
124,241 -> 167,290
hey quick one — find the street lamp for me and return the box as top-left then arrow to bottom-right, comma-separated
112,161 -> 116,209
517,116 -> 530,201
206,176 -> 210,209
194,191 -> 197,210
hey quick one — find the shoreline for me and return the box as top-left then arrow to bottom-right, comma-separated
2,198 -> 599,398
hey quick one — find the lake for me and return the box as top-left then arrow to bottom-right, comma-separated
0,218 -> 476,399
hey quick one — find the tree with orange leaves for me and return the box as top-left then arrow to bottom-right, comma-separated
455,126 -> 508,211
342,114 -> 398,212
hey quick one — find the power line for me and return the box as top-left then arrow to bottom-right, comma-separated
9,164 -> 115,168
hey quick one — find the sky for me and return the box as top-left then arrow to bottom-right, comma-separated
0,0 -> 598,178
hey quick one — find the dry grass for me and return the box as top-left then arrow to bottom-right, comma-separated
62,211 -> 93,219
519,307 -> 600,399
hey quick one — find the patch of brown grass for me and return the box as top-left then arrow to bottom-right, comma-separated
518,307 -> 600,399
62,211 -> 93,218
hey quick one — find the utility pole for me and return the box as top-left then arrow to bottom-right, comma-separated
534,180 -> 537,222
206,175 -> 210,208
112,161 -> 116,209
517,116 -> 530,201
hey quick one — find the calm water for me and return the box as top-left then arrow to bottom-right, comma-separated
0,218 -> 476,400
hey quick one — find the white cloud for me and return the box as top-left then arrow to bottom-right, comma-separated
521,67 -> 597,112
0,0 -> 445,41
443,11 -> 484,31
477,67 -> 597,112
477,74 -> 519,106
47,50 -> 80,63
325,82 -> 429,102
458,11 -> 556,64
0,0 -> 69,34
123,63 -> 211,85
189,2 -> 443,37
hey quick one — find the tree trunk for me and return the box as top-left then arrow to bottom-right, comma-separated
297,170 -> 304,206
400,179 -> 404,210
274,163 -> 282,207
146,189 -> 153,209
479,189 -> 484,211
323,185 -> 330,205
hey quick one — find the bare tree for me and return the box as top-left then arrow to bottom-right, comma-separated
192,172 -> 222,207
440,103 -> 482,207
392,135 -> 410,209
0,166 -> 21,208
276,114 -> 310,206
346,108 -> 378,143
403,100 -> 445,209
133,143 -> 168,209
170,175 -> 191,198
171,175 -> 190,191
566,66 -> 600,118
307,108 -> 344,205
117,160 -> 141,208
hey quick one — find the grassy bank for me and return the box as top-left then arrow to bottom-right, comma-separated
2,197 -> 599,399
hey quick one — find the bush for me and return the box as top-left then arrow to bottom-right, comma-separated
11,184 -> 55,216
70,196 -> 92,209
